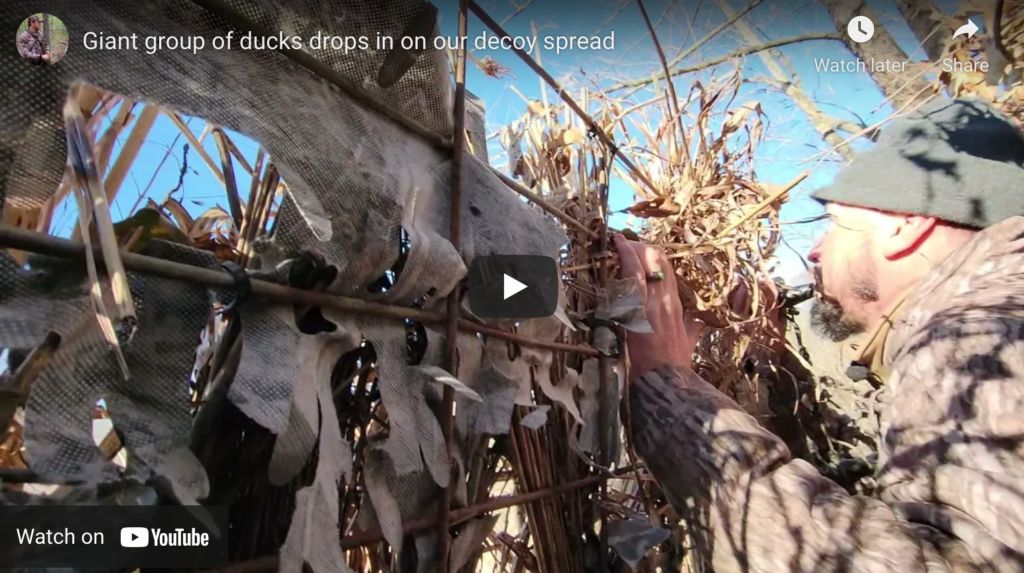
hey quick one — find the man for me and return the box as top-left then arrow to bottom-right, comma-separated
620,98 -> 1024,572
17,15 -> 50,66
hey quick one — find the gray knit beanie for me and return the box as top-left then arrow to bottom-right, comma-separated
812,98 -> 1024,228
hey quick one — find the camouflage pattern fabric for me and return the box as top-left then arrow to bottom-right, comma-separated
17,30 -> 47,65
629,216 -> 1024,572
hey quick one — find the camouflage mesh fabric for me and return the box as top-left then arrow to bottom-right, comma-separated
0,241 -> 214,504
2,1 -> 570,570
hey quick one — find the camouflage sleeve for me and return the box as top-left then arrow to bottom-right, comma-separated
876,309 -> 1024,569
17,32 -> 39,61
629,365 -> 951,573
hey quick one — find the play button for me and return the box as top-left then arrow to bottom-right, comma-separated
468,255 -> 558,319
503,274 -> 528,300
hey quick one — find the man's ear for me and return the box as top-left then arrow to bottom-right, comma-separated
881,215 -> 936,259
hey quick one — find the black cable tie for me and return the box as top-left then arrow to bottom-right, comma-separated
582,316 -> 617,330
582,316 -> 624,357
220,260 -> 251,314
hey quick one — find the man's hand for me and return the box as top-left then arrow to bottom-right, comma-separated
727,279 -> 789,361
41,54 -> 50,61
614,234 -> 705,382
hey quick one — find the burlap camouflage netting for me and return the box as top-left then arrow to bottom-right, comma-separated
0,241 -> 214,504
2,0 -> 575,567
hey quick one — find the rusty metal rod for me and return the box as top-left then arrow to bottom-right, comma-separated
437,0 -> 470,569
595,149 -> 612,573
0,225 -> 601,357
490,169 -> 599,240
636,0 -> 694,181
468,0 -> 660,197
199,472 -> 621,573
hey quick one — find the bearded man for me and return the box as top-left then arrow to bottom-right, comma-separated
619,98 -> 1024,572
17,15 -> 50,66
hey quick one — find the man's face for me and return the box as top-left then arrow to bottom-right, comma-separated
807,203 -> 882,341
29,20 -> 40,31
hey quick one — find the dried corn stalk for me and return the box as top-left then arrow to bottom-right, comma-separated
604,71 -> 785,393
501,72 -> 785,381
64,84 -> 135,379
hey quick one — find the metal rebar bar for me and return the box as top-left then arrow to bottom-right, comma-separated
468,0 -> 660,198
198,473 -> 617,573
635,0 -> 694,180
0,225 -> 600,357
490,169 -> 598,240
436,1 -> 470,569
596,149 -> 612,573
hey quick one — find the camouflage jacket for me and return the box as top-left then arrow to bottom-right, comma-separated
17,30 -> 47,64
630,216 -> 1024,572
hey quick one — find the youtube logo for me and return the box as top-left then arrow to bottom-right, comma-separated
120,527 -> 149,548
468,255 -> 558,319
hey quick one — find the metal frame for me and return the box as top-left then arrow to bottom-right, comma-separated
0,1 -> 635,570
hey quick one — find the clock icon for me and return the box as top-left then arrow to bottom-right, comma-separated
847,16 -> 874,43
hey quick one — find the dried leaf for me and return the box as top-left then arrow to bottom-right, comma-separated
520,405 -> 551,430
526,100 -> 548,116
418,365 -> 482,402
721,101 -> 762,139
162,198 -> 194,233
608,519 -> 671,571
561,127 -> 586,146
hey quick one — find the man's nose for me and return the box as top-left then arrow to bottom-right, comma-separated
807,241 -> 822,264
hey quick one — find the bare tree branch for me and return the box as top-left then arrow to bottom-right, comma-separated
817,0 -> 934,108
994,0 -> 1015,65
607,33 -> 842,91
462,0 -> 535,65
499,0 -> 535,27
715,0 -> 855,161
593,0 -> 632,36
636,0 -> 693,177
604,0 -> 765,92
892,0 -> 946,61
667,0 -> 764,67
612,0 -> 677,66
760,78 -> 869,135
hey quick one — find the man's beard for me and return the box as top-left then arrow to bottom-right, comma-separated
810,299 -> 864,342
809,283 -> 879,342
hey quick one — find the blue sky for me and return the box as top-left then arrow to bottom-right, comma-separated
55,0 -> 963,284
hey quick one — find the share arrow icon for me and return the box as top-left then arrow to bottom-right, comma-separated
953,18 -> 979,40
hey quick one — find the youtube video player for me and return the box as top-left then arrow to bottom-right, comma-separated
2,0 -> 1022,571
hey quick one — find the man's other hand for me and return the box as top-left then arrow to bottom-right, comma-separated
614,234 -> 705,382
41,54 -> 50,61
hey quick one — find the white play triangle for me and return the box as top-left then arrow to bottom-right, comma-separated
503,273 -> 528,300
